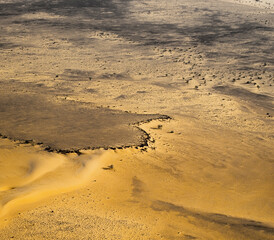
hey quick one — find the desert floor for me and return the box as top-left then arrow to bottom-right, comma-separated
0,0 -> 273,239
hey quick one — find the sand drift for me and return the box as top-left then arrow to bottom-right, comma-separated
0,142 -> 107,221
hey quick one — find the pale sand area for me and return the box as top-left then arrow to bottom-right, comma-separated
0,0 -> 273,239
227,0 -> 274,10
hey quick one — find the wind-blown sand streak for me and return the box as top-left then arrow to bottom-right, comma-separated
0,140 -> 106,224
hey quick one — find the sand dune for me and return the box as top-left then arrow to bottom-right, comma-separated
0,139 -> 106,223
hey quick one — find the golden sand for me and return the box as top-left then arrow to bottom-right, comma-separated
0,0 -> 273,239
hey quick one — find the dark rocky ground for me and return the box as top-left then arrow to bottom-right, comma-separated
0,0 -> 273,150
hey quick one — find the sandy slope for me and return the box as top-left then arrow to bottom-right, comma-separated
0,0 -> 273,239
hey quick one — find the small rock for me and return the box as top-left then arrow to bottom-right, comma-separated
102,165 -> 114,170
